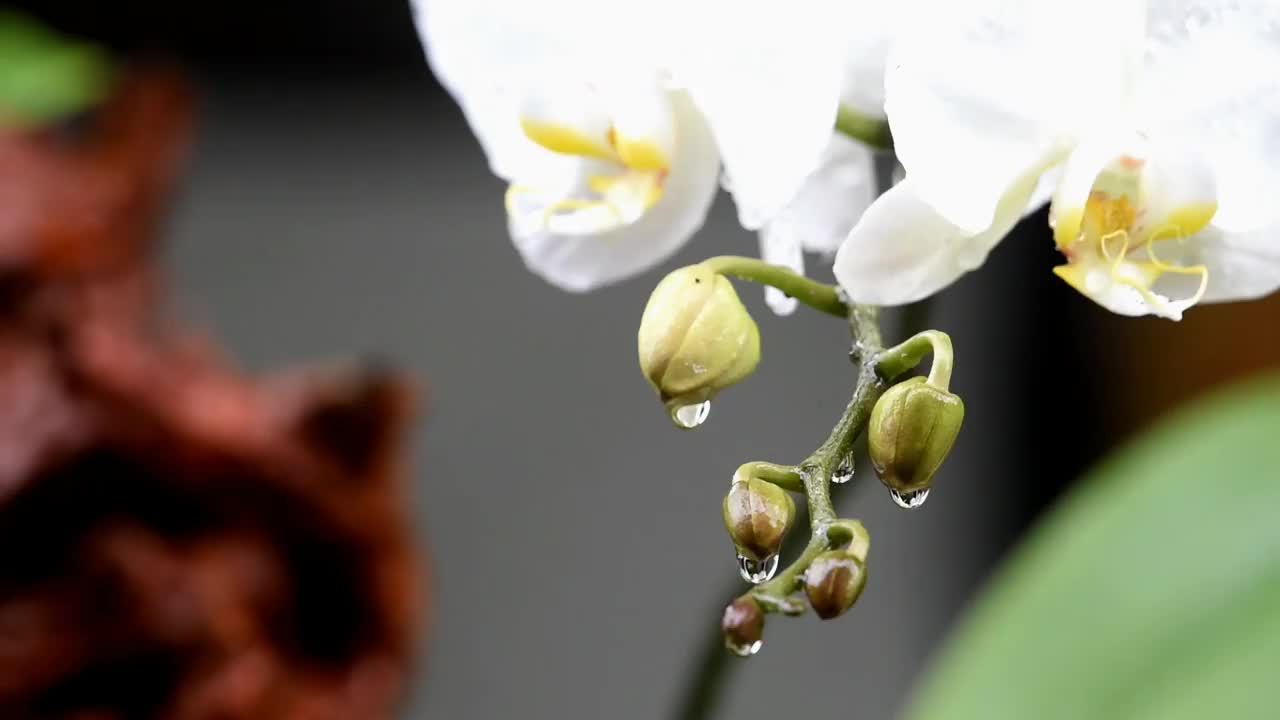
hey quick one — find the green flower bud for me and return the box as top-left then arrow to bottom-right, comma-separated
637,265 -> 760,428
868,377 -> 964,500
722,474 -> 795,565
721,597 -> 764,657
803,549 -> 867,620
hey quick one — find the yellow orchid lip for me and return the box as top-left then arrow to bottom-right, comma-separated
519,118 -> 618,162
504,168 -> 669,237
1055,188 -> 1216,317
518,115 -> 674,174
511,99 -> 676,236
610,127 -> 670,172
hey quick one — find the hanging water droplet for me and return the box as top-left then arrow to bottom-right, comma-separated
1184,6 -> 1211,34
832,455 -> 854,484
890,487 -> 930,510
727,639 -> 763,657
670,400 -> 711,429
737,553 -> 779,584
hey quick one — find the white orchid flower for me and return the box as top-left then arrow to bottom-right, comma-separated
413,0 -> 859,295
835,0 -> 1280,320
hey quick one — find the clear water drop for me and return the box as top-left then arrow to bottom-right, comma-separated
890,487 -> 930,510
832,455 -> 854,484
727,639 -> 763,657
1184,6 -> 1211,34
737,553 -> 779,584
671,400 -> 711,429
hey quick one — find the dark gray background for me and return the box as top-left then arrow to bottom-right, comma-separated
162,75 -> 1046,719
12,2 -> 1106,716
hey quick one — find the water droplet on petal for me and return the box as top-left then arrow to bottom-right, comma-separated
671,400 -> 711,429
727,639 -> 763,657
890,487 -> 930,510
832,455 -> 854,484
737,553 -> 779,584
1184,6 -> 1211,34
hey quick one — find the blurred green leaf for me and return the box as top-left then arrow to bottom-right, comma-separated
908,372 -> 1280,720
0,10 -> 112,128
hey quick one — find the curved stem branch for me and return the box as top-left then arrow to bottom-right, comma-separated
746,310 -> 889,609
700,255 -> 847,318
835,104 -> 893,151
877,330 -> 954,389
735,461 -> 805,493
672,299 -> 935,720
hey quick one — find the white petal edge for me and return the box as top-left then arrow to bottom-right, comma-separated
762,133 -> 877,256
885,0 -> 1137,233
673,0 -> 847,230
837,0 -> 907,117
509,92 -> 721,292
413,0 -> 661,182
758,133 -> 877,315
1166,222 -> 1280,304
414,0 -> 563,180
1135,140 -> 1219,239
834,167 -> 1047,306
759,232 -> 802,316
1139,0 -> 1280,232
1025,164 -> 1063,218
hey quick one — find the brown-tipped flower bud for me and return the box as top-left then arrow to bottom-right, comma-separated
803,549 -> 867,619
723,474 -> 795,566
868,376 -> 964,506
721,597 -> 764,656
638,265 -> 760,429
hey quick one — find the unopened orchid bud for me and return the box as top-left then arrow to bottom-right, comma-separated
721,596 -> 764,657
803,549 -> 867,620
868,377 -> 964,507
638,265 -> 760,429
723,474 -> 795,569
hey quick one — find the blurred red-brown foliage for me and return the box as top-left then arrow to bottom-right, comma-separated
0,68 -> 424,719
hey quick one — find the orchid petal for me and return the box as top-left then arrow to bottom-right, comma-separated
1145,222 -> 1280,305
886,0 -> 1140,233
835,169 -> 1044,305
762,133 -> 877,258
1141,0 -> 1280,232
673,0 -> 847,230
508,93 -> 720,291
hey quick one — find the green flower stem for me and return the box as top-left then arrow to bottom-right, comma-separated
673,300 -> 937,720
826,519 -> 870,558
700,255 -> 847,318
745,306 -> 888,610
835,104 -> 893,151
877,330 -> 954,390
735,461 -> 804,493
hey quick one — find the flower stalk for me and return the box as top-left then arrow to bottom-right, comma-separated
835,104 -> 893,151
736,305 -> 889,616
700,255 -> 848,318
675,296 -> 942,720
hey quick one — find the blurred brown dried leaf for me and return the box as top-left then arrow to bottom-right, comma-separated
0,67 -> 424,720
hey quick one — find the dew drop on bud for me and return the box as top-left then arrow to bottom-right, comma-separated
832,455 -> 854,484
890,487 -> 930,510
727,639 -> 763,657
737,553 -> 779,584
671,400 -> 711,429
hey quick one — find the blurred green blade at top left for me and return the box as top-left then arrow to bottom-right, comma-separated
0,10 -> 113,128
